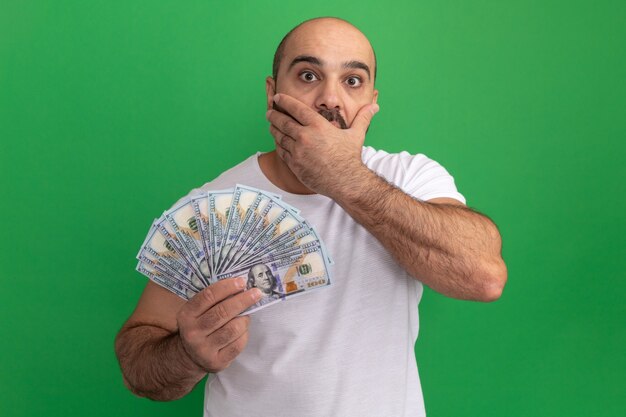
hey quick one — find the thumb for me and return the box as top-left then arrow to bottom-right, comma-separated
350,103 -> 379,135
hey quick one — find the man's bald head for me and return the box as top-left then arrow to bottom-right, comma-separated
272,17 -> 377,84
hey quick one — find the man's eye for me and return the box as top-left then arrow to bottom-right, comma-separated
299,71 -> 318,82
346,76 -> 362,88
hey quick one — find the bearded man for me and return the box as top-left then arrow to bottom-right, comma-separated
115,17 -> 507,417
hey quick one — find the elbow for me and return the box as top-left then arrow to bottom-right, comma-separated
121,374 -> 151,400
125,380 -> 185,402
119,366 -> 185,402
476,258 -> 508,302
114,329 -> 192,402
114,329 -> 171,402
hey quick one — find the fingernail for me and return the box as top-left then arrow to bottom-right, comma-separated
371,104 -> 380,114
266,109 -> 273,120
273,94 -> 280,103
236,277 -> 247,289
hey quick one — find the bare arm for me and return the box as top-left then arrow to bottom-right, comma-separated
267,93 -> 507,302
329,166 -> 507,301
115,321 -> 205,400
114,278 -> 261,401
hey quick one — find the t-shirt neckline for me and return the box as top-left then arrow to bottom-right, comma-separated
252,152 -> 327,201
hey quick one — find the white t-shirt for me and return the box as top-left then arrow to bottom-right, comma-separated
184,147 -> 465,417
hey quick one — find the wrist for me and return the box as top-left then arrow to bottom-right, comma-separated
324,160 -> 367,199
328,163 -> 379,204
174,331 -> 209,377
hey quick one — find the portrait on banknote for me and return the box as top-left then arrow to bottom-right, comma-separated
247,263 -> 282,300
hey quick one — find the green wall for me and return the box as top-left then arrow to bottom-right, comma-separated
1,1 -> 624,416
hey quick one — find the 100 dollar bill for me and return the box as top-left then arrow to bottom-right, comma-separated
217,242 -> 332,315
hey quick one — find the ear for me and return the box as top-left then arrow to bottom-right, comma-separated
372,89 -> 379,104
266,76 -> 276,110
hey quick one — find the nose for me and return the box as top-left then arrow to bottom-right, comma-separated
314,79 -> 342,111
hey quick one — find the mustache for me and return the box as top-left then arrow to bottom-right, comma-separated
272,103 -> 348,130
318,108 -> 348,130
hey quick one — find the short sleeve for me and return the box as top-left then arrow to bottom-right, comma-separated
362,147 -> 466,204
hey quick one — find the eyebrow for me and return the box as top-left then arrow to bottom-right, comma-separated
343,60 -> 371,80
288,55 -> 322,71
288,55 -> 371,80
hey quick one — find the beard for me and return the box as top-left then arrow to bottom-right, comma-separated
273,103 -> 349,130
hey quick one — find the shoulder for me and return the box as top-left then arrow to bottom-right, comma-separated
200,153 -> 261,191
171,153 -> 259,206
361,146 -> 433,176
361,146 -> 466,204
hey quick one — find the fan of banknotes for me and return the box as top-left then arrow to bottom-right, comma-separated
136,184 -> 333,314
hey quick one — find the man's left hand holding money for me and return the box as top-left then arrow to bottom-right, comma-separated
266,93 -> 379,199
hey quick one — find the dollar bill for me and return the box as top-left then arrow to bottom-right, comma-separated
138,251 -> 200,291
218,186 -> 292,273
238,221 -> 314,264
215,186 -> 263,273
236,240 -> 324,272
155,215 -> 211,286
190,194 -> 214,282
135,186 -> 333,314
218,241 -> 332,314
137,221 -> 205,289
136,261 -> 197,299
231,206 -> 305,268
219,187 -> 277,274
165,198 -> 212,283
208,189 -> 234,273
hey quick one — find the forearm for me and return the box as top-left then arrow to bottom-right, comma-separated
114,323 -> 206,401
330,165 -> 507,301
